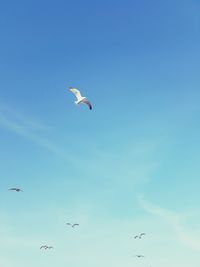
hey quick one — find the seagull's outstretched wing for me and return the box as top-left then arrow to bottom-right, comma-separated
72,223 -> 79,228
66,223 -> 71,226
140,233 -> 146,237
82,98 -> 92,110
69,87 -> 82,101
8,188 -> 23,192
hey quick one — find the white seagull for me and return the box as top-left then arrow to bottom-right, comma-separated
69,87 -> 92,110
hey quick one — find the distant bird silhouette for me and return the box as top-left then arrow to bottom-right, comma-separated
69,87 -> 92,110
40,245 -> 53,250
134,233 -> 146,239
140,233 -> 146,237
40,245 -> 48,250
135,255 -> 144,258
66,222 -> 79,228
8,188 -> 23,192
72,223 -> 79,228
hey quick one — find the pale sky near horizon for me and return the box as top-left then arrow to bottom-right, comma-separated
0,1 -> 200,266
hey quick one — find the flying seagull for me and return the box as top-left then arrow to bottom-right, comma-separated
72,223 -> 79,228
69,87 -> 92,110
139,233 -> 146,238
8,188 -> 23,192
66,222 -> 79,228
134,233 -> 146,239
40,245 -> 53,250
135,255 -> 144,258
40,245 -> 48,250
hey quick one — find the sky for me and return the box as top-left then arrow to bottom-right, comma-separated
0,0 -> 200,266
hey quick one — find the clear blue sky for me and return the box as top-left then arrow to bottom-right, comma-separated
0,0 -> 200,266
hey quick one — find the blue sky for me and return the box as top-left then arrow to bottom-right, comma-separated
0,0 -> 200,266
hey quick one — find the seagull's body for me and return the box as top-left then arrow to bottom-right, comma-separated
8,188 -> 23,192
69,87 -> 92,110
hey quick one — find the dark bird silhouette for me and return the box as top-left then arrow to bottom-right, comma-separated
134,233 -> 146,239
40,245 -> 53,250
40,245 -> 48,249
66,222 -> 79,228
72,223 -> 79,228
135,255 -> 144,258
8,188 -> 23,192
140,233 -> 146,237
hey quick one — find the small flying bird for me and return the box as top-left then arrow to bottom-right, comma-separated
40,245 -> 53,250
8,188 -> 23,192
69,87 -> 92,110
139,233 -> 146,238
72,223 -> 79,228
40,245 -> 48,250
66,222 -> 79,228
134,233 -> 146,239
135,255 -> 144,258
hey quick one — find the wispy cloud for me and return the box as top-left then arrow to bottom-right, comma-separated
0,103 -> 50,131
0,102 -> 74,162
139,196 -> 200,252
